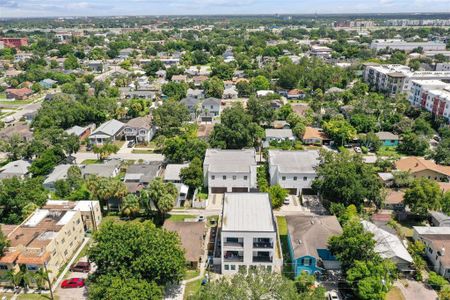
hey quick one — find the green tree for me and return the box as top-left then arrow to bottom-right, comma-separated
323,116 -> 356,146
404,178 -> 443,217
432,138 -> 450,166
350,114 -> 378,133
236,80 -> 252,97
346,258 -> 397,300
329,219 -> 377,272
397,132 -> 428,156
143,60 -> 164,76
247,96 -> 274,125
140,177 -> 178,218
162,81 -> 188,101
162,136 -> 208,163
93,142 -> 120,160
443,191 -> 450,215
63,54 -> 80,70
428,272 -> 448,291
180,157 -> 203,189
0,177 -> 48,224
86,176 -> 127,212
0,226 -> 8,256
250,75 -> 270,91
88,274 -> 162,300
153,100 -> 190,137
203,77 -> 224,98
440,285 -> 450,300
88,221 -> 185,288
268,184 -> 288,209
313,151 -> 383,209
211,63 -> 234,80
190,267 -> 298,300
120,194 -> 141,218
210,103 -> 263,149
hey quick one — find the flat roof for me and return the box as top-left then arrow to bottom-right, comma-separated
222,193 -> 275,232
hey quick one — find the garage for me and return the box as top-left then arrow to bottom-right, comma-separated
286,188 -> 298,195
211,187 -> 227,194
232,187 -> 249,193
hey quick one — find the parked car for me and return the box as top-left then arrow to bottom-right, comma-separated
328,290 -> 340,300
61,278 -> 85,289
70,261 -> 91,273
197,215 -> 205,222
127,140 -> 136,148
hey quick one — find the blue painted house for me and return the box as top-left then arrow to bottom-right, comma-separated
375,131 -> 400,147
286,215 -> 343,278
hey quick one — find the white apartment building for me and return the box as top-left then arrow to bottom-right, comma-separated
310,45 -> 332,59
203,149 -> 257,194
220,193 -> 282,275
363,63 -> 450,96
268,150 -> 320,195
370,39 -> 446,52
409,80 -> 450,122
436,63 -> 450,72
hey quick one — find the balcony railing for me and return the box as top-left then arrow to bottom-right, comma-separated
224,255 -> 244,262
253,242 -> 273,249
252,256 -> 273,263
224,241 -> 244,247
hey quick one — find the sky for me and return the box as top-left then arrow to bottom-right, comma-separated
0,0 -> 450,18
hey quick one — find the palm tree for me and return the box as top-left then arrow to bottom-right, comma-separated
33,268 -> 51,290
121,194 -> 141,218
4,269 -> 21,290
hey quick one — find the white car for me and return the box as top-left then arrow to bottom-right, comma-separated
328,290 -> 340,300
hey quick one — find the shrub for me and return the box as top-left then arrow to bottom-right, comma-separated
428,272 -> 448,291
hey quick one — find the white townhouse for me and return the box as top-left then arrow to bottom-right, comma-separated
268,150 -> 320,195
203,149 -> 257,194
220,193 -> 282,275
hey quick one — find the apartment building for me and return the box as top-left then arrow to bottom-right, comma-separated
363,63 -> 450,96
268,150 -> 320,195
220,193 -> 282,275
370,39 -> 446,52
203,149 -> 257,194
0,208 -> 85,287
409,80 -> 450,122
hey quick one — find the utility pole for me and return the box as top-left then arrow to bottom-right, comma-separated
43,262 -> 54,300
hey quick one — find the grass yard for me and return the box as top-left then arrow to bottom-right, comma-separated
168,214 -> 196,222
184,269 -> 200,280
81,159 -> 102,165
386,286 -> 406,300
376,146 -> 402,159
184,279 -> 202,300
277,216 -> 294,279
0,293 -> 14,300
132,149 -> 154,154
17,293 -> 59,300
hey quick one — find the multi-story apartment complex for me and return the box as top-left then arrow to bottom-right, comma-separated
409,80 -> 450,122
0,38 -> 28,49
363,63 -> 450,96
203,149 -> 258,194
370,39 -> 446,52
0,208 -> 85,287
220,193 -> 282,275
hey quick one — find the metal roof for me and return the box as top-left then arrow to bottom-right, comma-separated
204,149 -> 257,173
268,150 -> 319,174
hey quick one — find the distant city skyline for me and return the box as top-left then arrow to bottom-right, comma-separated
1,0 -> 450,18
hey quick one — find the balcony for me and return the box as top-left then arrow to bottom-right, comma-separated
224,241 -> 244,247
252,256 -> 273,263
224,251 -> 244,262
253,242 -> 273,249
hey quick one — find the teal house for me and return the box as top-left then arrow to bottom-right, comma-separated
39,78 -> 57,89
375,131 -> 400,147
286,215 -> 343,278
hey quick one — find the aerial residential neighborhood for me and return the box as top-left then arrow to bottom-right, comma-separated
1,6 -> 450,300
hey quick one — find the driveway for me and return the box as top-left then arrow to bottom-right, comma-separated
55,270 -> 89,300
279,195 -> 306,212
207,194 -> 223,210
394,279 -> 438,300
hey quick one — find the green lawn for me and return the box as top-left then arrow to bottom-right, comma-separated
132,149 -> 154,154
376,146 -> 402,159
277,216 -> 294,279
81,159 -> 102,165
184,279 -> 202,300
184,269 -> 200,280
168,214 -> 196,222
17,294 -> 59,300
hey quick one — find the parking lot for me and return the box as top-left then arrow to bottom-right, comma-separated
55,258 -> 92,300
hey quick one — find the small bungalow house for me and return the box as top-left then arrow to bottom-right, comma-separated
81,159 -> 121,179
0,160 -> 31,179
384,189 -> 405,211
223,87 -> 238,99
89,119 -> 124,145
265,129 -> 295,142
65,124 -> 94,140
287,89 -> 305,100
302,127 -> 329,145
5,88 -> 33,100
186,88 -> 205,99
43,164 -> 72,190
286,215 -> 343,277
375,132 -> 400,147
394,157 -> 450,182
39,79 -> 57,89
430,211 -> 450,227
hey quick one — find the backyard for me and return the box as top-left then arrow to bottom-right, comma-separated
276,216 -> 294,279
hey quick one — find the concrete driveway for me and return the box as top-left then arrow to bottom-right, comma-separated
55,270 -> 89,300
394,279 -> 438,300
207,194 -> 223,210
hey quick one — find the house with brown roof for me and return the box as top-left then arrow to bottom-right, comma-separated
394,157 -> 450,182
0,208 -> 85,287
5,87 -> 33,100
302,127 -> 330,145
163,220 -> 206,268
123,115 -> 156,143
0,122 -> 33,142
384,189 -> 405,211
287,89 -> 305,100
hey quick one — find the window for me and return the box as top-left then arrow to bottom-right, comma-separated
302,258 -> 311,266
230,265 -> 236,271
212,175 -> 215,180
303,177 -> 307,181
27,265 -> 38,271
293,176 -> 297,181
223,176 -> 227,180
52,250 -> 56,257
233,176 -> 236,180
224,264 -> 229,270
244,176 -> 248,180
282,176 -> 286,181
239,265 -> 247,272
0,265 -> 7,270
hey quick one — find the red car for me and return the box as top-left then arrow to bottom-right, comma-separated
61,278 -> 85,288
70,261 -> 91,273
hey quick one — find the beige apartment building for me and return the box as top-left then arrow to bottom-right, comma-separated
0,205 -> 90,288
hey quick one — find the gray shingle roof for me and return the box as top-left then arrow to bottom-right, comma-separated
204,149 -> 257,173
269,150 -> 319,174
91,119 -> 124,137
265,129 -> 294,139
